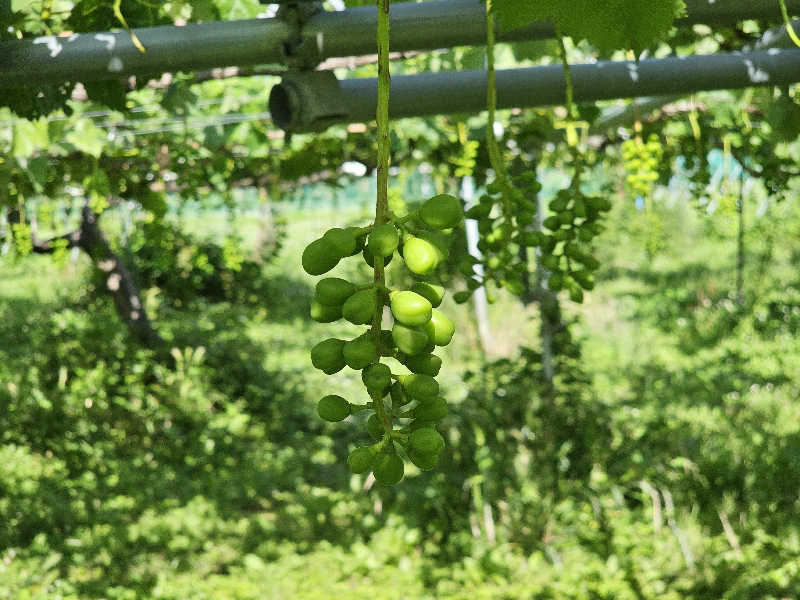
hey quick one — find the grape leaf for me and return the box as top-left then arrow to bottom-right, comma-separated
494,0 -> 686,55
65,118 -> 107,158
12,118 -> 49,158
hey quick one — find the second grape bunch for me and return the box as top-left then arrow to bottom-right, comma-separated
303,193 -> 463,486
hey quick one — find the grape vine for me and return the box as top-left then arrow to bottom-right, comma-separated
458,7 -> 609,306
303,0 -> 464,486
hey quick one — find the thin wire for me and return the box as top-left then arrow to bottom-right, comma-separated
115,110 -> 273,136
0,89 -> 271,128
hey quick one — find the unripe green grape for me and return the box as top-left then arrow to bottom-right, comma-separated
410,427 -> 445,454
344,226 -> 368,256
541,254 -> 560,272
310,300 -> 342,323
403,353 -> 442,376
549,196 -> 569,212
373,453 -> 404,485
558,210 -> 574,225
403,236 -> 440,275
362,362 -> 392,393
458,259 -> 476,277
323,227 -> 357,257
413,396 -> 448,422
465,203 -> 492,219
315,277 -> 356,306
389,380 -> 409,407
411,282 -> 445,308
422,309 -> 455,347
552,229 -> 572,242
409,448 -> 440,471
398,373 -> 439,400
420,194 -> 463,230
477,218 -> 494,235
417,230 -> 450,262
367,413 -> 384,440
342,288 -> 378,325
548,273 -> 564,291
311,338 -> 347,375
453,290 -> 471,304
391,323 -> 430,356
390,291 -> 432,326
343,336 -> 379,370
564,243 -> 581,259
543,216 -> 561,231
520,231 -> 544,247
362,245 -> 394,268
502,277 -> 525,296
317,395 -> 350,422
517,210 -> 534,225
348,446 -> 376,474
368,223 -> 399,258
578,254 -> 600,270
302,238 -> 340,276
572,269 -> 595,290
573,198 -> 586,218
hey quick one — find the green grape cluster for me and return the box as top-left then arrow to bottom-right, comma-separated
621,134 -> 663,198
10,222 -> 33,257
537,187 -> 610,303
303,193 -> 463,486
460,171 -> 542,299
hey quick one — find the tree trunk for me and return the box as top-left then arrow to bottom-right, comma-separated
21,204 -> 164,347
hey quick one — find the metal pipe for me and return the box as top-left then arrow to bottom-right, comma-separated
0,19 -> 291,87
589,18 -> 800,134
305,0 -> 800,59
2,0 -> 799,87
324,49 -> 800,126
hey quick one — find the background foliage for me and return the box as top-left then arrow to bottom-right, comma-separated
1,0 -> 799,598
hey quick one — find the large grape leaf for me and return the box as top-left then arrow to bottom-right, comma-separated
494,0 -> 686,55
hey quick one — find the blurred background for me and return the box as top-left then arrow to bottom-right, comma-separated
2,1 -> 800,598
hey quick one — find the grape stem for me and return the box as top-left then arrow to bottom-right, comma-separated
371,0 -> 394,440
485,1 -> 515,245
556,31 -> 584,191
778,0 -> 800,48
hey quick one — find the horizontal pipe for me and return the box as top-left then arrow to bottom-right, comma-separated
0,19 -> 291,88
329,49 -> 800,125
588,18 -> 800,134
305,0 -> 800,59
2,0 -> 800,87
